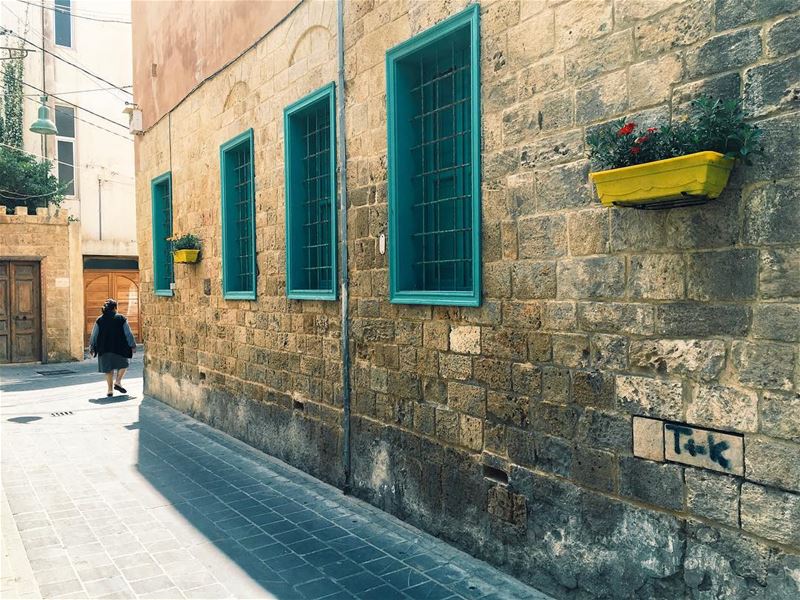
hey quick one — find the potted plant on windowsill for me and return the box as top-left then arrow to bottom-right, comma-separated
587,97 -> 762,209
171,233 -> 202,263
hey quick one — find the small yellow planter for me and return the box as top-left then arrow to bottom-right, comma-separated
173,249 -> 200,264
590,151 -> 735,207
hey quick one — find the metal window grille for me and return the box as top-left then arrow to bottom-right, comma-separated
300,105 -> 332,291
153,176 -> 173,292
409,39 -> 472,292
229,144 -> 254,292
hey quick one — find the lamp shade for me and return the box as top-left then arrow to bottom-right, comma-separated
30,100 -> 58,135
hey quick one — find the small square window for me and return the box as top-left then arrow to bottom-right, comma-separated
151,172 -> 174,296
220,129 -> 256,300
284,83 -> 337,300
386,5 -> 481,306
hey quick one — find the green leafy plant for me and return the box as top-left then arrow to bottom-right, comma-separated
0,147 -> 66,214
170,233 -> 201,251
587,96 -> 763,171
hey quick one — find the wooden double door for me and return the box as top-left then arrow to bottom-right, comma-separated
0,261 -> 42,363
84,270 -> 140,346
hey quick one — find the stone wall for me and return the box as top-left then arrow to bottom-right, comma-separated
135,0 -> 800,597
135,1 -> 346,486
0,207 -> 83,362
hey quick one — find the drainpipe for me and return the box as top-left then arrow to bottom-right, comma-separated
336,0 -> 352,495
98,178 -> 103,240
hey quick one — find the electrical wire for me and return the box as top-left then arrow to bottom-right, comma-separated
10,0 -> 131,24
7,31 -> 132,96
13,76 -> 129,130
1,5 -> 131,103
22,94 -> 133,141
48,85 -> 132,95
0,184 -> 71,199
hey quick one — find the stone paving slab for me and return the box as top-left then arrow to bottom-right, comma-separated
1,358 -> 551,600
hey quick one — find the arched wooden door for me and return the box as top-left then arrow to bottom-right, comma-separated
84,270 -> 140,346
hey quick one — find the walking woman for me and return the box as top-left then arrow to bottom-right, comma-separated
89,298 -> 136,397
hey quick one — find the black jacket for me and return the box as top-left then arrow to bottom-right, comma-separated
93,314 -> 133,358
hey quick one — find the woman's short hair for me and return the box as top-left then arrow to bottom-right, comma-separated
102,298 -> 118,316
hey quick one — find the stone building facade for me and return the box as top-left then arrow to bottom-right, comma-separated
0,208 -> 84,362
134,0 -> 800,597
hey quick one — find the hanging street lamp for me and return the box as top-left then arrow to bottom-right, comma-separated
29,95 -> 58,135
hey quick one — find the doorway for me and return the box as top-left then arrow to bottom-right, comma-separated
0,261 -> 43,363
84,270 -> 140,346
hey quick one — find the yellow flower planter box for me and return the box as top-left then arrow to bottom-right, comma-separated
173,249 -> 200,263
590,151 -> 735,207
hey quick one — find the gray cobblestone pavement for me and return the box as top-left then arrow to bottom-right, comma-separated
1,358 -> 551,600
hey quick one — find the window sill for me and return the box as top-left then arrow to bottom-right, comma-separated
390,290 -> 480,307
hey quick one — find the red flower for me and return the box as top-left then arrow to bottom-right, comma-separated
630,146 -> 641,155
617,122 -> 636,136
647,127 -> 658,133
634,135 -> 650,144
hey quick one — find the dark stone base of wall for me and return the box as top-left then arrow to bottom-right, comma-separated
145,368 -> 799,598
349,417 -> 800,599
144,367 -> 345,489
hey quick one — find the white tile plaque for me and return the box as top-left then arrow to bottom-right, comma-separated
664,422 -> 744,476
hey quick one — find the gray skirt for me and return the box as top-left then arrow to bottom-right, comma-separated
98,352 -> 130,373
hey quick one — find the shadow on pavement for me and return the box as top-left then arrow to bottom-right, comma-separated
89,395 -> 136,405
6,416 -> 43,424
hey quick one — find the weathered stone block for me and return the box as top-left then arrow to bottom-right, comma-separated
541,301 -> 576,331
519,129 -> 583,169
664,423 -> 744,476
634,0 -> 713,57
629,53 -> 683,105
528,332 -> 551,362
609,208 -> 668,251
590,334 -> 628,370
554,0 -> 613,51
572,447 -> 616,493
487,391 -> 529,428
501,301 -> 542,329
449,325 -> 480,355
533,433 -> 573,477
743,182 -> 800,244
616,375 -> 682,420
715,0 -> 800,30
577,409 -> 631,452
567,209 -> 608,256
766,14 -> 800,57
747,114 -> 800,182
744,55 -> 800,117
685,468 -> 740,527
482,328 -> 528,360
517,55 -> 564,100
530,401 -> 580,439
484,261 -> 511,298
760,390 -> 800,443
744,435 -> 800,492
655,303 -> 750,337
752,303 -> 800,342
731,340 -> 796,391
487,485 -> 527,529
686,28 -> 762,78
615,0 -> 683,27
760,248 -> 800,299
535,161 -> 591,211
620,457 -> 684,511
629,254 -> 685,300
557,256 -> 625,299
687,384 -> 758,433
740,483 -> 800,546
686,249 -> 758,301
517,214 -> 567,259
512,261 -> 556,299
633,416 -> 664,461
579,302 -> 655,336
629,339 -> 725,381
506,9 -> 554,65
541,366 -> 570,404
474,357 -> 512,391
564,29 -> 633,84
572,370 -> 615,409
439,353 -> 472,381
448,382 -> 486,418
436,408 -> 460,445
507,426 -> 536,467
551,333 -> 590,368
575,70 -> 628,124
460,414 -> 484,451
511,362 -> 542,397
672,72 -> 742,115
506,172 -> 536,218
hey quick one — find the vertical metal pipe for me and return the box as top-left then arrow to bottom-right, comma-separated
98,178 -> 102,240
336,0 -> 352,494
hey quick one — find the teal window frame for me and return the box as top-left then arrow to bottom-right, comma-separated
220,129 -> 257,300
150,171 -> 174,297
386,5 -> 481,307
283,83 -> 337,301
